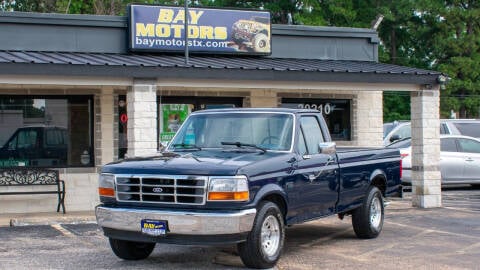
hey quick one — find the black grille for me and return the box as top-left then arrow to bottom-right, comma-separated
115,175 -> 207,205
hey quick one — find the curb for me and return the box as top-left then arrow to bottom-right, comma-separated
9,216 -> 97,227
5,211 -> 97,227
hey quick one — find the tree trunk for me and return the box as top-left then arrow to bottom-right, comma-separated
390,28 -> 396,64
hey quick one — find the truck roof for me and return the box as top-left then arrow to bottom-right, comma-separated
190,108 -> 318,115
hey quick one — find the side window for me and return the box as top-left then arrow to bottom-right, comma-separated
394,125 -> 411,139
7,135 -> 18,150
300,116 -> 324,155
46,130 -> 59,146
441,138 -> 457,152
440,123 -> 448,134
297,129 -> 307,155
17,130 -> 38,149
458,138 -> 480,154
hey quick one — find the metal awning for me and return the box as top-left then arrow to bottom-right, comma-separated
0,51 -> 442,85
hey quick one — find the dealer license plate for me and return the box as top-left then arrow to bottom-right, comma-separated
141,219 -> 167,236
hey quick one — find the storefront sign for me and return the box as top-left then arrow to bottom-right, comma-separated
129,5 -> 271,55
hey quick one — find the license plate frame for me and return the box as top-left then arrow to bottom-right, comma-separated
140,219 -> 168,236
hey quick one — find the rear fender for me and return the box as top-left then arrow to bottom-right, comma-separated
369,169 -> 387,195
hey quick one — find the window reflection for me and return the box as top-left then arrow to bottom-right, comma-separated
0,96 -> 93,167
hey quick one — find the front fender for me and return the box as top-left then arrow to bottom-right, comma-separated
251,183 -> 288,212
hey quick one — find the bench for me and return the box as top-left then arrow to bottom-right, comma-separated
0,168 -> 66,214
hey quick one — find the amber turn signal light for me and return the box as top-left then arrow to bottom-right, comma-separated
208,191 -> 249,201
99,187 -> 115,197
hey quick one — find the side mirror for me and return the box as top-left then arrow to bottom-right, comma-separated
319,142 -> 336,155
390,134 -> 401,142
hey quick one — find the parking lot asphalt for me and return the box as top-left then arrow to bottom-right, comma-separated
1,187 -> 479,269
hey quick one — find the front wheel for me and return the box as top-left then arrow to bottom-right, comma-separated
238,201 -> 285,269
351,186 -> 384,239
109,238 -> 155,260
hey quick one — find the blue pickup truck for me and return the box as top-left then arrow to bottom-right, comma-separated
96,108 -> 401,269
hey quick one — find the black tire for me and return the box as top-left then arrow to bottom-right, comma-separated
238,201 -> 285,269
352,186 -> 384,239
252,33 -> 269,53
109,238 -> 155,260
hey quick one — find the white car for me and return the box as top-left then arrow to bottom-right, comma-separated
387,135 -> 480,186
383,119 -> 480,146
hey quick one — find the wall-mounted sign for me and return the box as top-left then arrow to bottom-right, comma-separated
128,5 -> 271,55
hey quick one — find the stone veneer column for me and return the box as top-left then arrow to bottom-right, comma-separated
411,89 -> 442,208
127,79 -> 158,157
249,90 -> 277,107
355,91 -> 383,146
99,87 -> 115,165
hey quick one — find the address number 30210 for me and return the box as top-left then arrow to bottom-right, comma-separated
297,103 -> 335,115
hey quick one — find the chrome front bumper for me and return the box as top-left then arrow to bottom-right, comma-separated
95,206 -> 256,235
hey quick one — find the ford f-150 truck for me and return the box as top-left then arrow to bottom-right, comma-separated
96,108 -> 402,269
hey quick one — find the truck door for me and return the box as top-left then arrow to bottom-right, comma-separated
293,115 -> 339,220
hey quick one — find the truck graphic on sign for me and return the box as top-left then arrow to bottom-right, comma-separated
231,16 -> 270,53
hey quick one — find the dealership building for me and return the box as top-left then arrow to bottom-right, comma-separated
0,8 -> 444,214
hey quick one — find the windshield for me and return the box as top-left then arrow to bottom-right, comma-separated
169,112 -> 294,151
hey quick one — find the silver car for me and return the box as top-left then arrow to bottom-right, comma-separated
388,135 -> 480,186
383,119 -> 480,146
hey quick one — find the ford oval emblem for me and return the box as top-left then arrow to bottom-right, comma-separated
152,187 -> 163,193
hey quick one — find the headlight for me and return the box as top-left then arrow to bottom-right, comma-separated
98,174 -> 115,197
207,176 -> 249,201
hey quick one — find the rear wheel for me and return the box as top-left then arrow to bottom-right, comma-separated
238,201 -> 285,269
352,186 -> 384,239
252,33 -> 269,53
109,238 -> 155,260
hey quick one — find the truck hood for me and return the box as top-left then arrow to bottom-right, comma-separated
102,150 -> 288,176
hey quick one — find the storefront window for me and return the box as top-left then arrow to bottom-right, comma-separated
0,96 -> 94,167
281,98 -> 351,141
158,96 -> 243,147
159,104 -> 194,146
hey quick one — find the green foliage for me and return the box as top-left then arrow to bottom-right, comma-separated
2,0 -> 480,118
383,92 -> 411,122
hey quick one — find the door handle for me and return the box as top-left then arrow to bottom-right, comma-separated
465,158 -> 474,162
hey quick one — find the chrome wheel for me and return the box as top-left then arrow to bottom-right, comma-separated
238,201 -> 285,269
261,215 -> 281,257
370,196 -> 382,229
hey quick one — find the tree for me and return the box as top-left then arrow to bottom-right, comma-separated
3,0 -> 478,119
425,0 -> 480,118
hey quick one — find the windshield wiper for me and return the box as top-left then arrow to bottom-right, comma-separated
172,143 -> 202,151
221,141 -> 267,153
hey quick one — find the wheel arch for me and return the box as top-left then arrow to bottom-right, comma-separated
369,169 -> 387,196
252,184 -> 288,221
